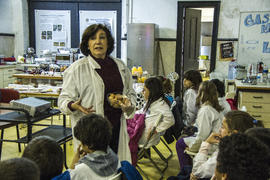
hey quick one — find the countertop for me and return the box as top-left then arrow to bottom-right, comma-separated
0,64 -> 17,69
235,80 -> 270,90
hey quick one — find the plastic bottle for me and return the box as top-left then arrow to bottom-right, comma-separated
137,65 -> 143,77
262,69 -> 268,84
131,66 -> 138,76
228,59 -> 237,80
241,106 -> 247,112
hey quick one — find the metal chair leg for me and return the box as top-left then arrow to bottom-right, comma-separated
16,125 -> 21,152
0,129 -> 4,160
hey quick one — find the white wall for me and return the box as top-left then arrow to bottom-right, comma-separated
122,0 -> 270,78
12,0 -> 29,59
0,0 -> 29,58
0,0 -> 14,33
216,0 -> 270,78
121,0 -> 179,76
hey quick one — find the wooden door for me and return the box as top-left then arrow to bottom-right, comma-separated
183,8 -> 201,72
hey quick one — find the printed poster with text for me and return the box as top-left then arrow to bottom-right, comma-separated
79,11 -> 117,57
238,12 -> 270,66
35,10 -> 71,57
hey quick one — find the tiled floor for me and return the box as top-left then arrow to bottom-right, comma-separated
1,116 -> 180,180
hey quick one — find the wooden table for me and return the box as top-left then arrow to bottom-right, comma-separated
13,74 -> 63,80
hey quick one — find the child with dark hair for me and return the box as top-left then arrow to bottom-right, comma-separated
189,110 -> 263,180
22,136 -> 64,180
182,70 -> 202,126
0,157 -> 40,180
214,133 -> 270,180
245,127 -> 270,148
210,79 -> 231,116
175,81 -> 223,176
138,77 -> 175,147
69,113 -> 120,179
157,75 -> 174,103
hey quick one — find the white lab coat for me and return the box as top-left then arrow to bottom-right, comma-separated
183,89 -> 198,126
58,55 -> 136,162
218,97 -> 231,116
192,141 -> 218,178
184,104 -> 223,152
138,98 -> 175,148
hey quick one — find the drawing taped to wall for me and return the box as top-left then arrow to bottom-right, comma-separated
238,11 -> 270,66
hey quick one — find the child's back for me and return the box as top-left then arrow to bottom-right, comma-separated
69,114 -> 120,180
70,148 -> 120,180
182,88 -> 198,126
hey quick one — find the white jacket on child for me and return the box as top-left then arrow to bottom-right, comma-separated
184,104 -> 223,152
183,89 -> 198,126
69,148 -> 121,180
192,141 -> 218,178
138,98 -> 175,148
218,97 -> 231,116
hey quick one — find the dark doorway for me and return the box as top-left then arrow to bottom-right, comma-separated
175,1 -> 220,97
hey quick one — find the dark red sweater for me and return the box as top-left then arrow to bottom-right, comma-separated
93,56 -> 123,127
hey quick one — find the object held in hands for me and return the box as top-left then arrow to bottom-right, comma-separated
108,93 -> 128,109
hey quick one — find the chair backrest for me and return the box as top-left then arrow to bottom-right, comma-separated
109,172 -> 122,180
0,88 -> 20,103
163,96 -> 184,143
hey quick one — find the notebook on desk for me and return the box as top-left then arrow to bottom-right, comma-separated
10,97 -> 51,117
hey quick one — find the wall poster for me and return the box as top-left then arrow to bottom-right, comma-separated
220,42 -> 234,61
35,10 -> 71,57
79,11 -> 117,57
238,11 -> 270,66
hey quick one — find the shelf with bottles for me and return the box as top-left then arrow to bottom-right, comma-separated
131,65 -> 148,83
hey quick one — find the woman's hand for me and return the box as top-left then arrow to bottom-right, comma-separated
70,145 -> 86,169
190,173 -> 199,180
206,132 -> 221,144
119,97 -> 134,114
71,99 -> 95,114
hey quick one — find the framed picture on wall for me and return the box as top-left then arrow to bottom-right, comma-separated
217,40 -> 238,61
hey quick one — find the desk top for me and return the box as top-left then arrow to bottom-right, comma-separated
19,92 -> 59,98
13,74 -> 63,80
235,80 -> 270,91
0,108 -> 60,123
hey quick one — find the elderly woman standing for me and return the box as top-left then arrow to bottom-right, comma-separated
58,24 -> 136,162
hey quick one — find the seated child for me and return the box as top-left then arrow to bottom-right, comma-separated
0,157 -> 40,180
191,110 -> 263,179
69,113 -> 120,180
182,70 -> 202,127
214,133 -> 270,180
137,77 -> 175,147
210,79 -> 231,116
245,127 -> 270,148
22,136 -> 65,180
157,75 -> 174,103
176,81 -> 223,172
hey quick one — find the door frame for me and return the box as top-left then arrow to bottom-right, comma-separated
175,1 -> 220,97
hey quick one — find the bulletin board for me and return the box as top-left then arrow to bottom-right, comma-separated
238,11 -> 270,66
35,10 -> 71,57
79,10 -> 117,57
